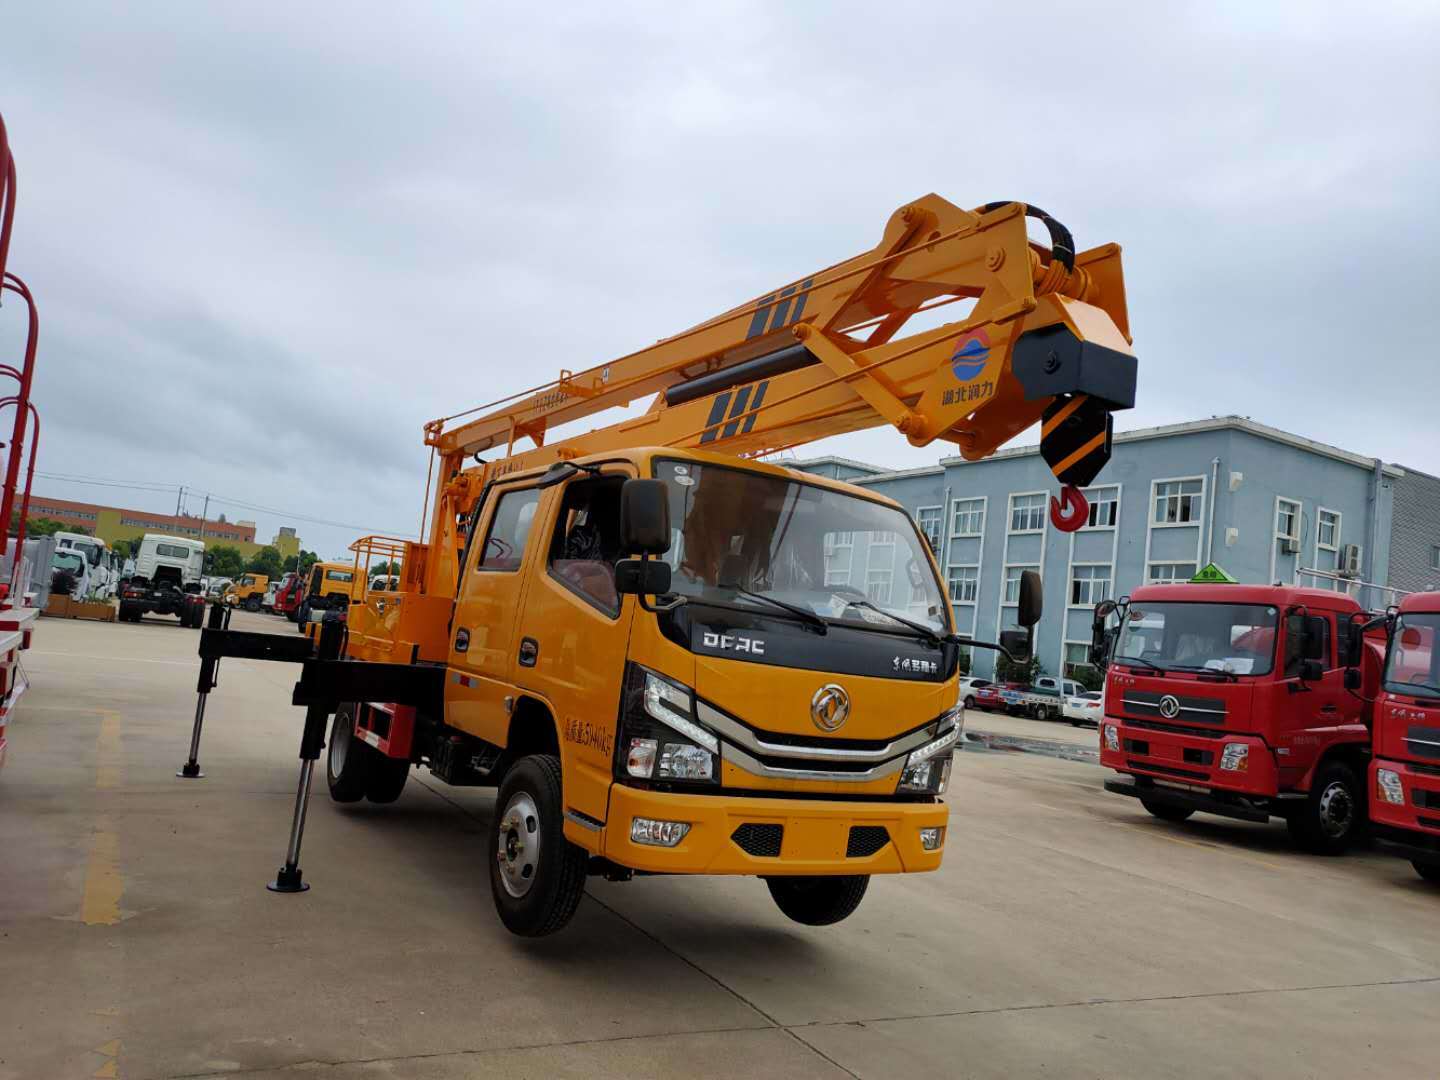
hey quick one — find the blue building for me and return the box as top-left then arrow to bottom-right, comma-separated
793,416 -> 1432,681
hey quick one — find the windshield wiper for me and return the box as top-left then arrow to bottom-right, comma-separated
841,598 -> 941,647
1167,663 -> 1238,682
725,586 -> 827,635
1115,655 -> 1166,675
1392,680 -> 1440,697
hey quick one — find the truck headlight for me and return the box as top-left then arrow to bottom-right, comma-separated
616,665 -> 719,785
1376,768 -> 1405,806
1219,743 -> 1249,772
1103,724 -> 1120,752
898,712 -> 961,794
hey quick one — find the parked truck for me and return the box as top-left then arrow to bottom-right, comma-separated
223,572 -> 270,611
191,196 -> 1139,934
1367,591 -> 1440,883
119,534 -> 207,626
1095,582 -> 1379,854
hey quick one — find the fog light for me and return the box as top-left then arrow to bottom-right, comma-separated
626,738 -> 657,778
658,742 -> 713,780
631,817 -> 690,847
919,826 -> 945,851
1376,768 -> 1405,806
1219,743 -> 1249,772
1103,724 -> 1120,752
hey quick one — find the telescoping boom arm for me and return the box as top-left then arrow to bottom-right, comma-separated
420,195 -> 1136,592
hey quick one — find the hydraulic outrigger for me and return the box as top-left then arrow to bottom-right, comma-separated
182,195 -> 1139,928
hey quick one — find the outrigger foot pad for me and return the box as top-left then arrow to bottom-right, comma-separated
267,866 -> 309,893
177,763 -> 204,779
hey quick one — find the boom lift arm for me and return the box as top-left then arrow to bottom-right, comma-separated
418,195 -> 1136,597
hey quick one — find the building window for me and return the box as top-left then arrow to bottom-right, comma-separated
1003,565 -> 1038,604
1084,486 -> 1119,529
823,532 -> 854,587
1153,479 -> 1203,525
1009,493 -> 1046,533
1317,509 -> 1340,551
1147,562 -> 1198,584
1431,545 -> 1440,571
951,498 -> 984,537
865,568 -> 893,604
1276,498 -> 1301,542
1063,642 -> 1094,679
916,507 -> 942,550
948,565 -> 979,603
1070,564 -> 1112,606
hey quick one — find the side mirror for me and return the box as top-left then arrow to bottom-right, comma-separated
1299,658 -> 1324,682
1343,667 -> 1362,691
615,557 -> 672,596
1017,570 -> 1043,628
999,628 -> 1031,662
620,479 -> 671,555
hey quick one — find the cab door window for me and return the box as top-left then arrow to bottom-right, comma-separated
547,475 -> 626,615
478,488 -> 542,572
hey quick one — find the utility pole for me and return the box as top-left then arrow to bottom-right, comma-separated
199,493 -> 209,540
175,484 -> 185,518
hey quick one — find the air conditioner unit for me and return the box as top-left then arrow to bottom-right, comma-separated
1280,537 -> 1301,555
1340,544 -> 1362,577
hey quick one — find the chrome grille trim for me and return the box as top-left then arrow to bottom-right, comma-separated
697,699 -> 940,762
721,742 -> 908,783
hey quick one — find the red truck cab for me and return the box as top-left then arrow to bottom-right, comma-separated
1096,584 -> 1378,854
1367,591 -> 1440,883
274,572 -> 303,620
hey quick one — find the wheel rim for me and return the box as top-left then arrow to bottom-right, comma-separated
329,706 -> 352,775
496,791 -> 542,899
1317,780 -> 1354,838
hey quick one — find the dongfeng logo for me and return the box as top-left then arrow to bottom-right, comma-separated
811,684 -> 851,733
1158,694 -> 1181,719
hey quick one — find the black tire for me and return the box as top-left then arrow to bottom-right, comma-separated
1287,760 -> 1365,855
489,754 -> 588,937
963,695 -> 976,710
296,601 -> 310,630
326,704 -> 371,803
242,595 -> 258,612
1413,860 -> 1440,884
766,875 -> 870,926
365,751 -> 411,804
1139,797 -> 1194,823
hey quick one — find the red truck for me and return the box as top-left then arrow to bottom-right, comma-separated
273,572 -> 304,620
1367,591 -> 1440,883
1094,584 -> 1381,854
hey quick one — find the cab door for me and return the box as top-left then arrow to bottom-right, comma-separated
445,482 -> 548,747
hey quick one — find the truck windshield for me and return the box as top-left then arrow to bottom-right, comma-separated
654,458 -> 948,635
1115,601 -> 1279,676
1384,614 -> 1440,698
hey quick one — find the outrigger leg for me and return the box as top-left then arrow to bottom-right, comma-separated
178,603 -> 230,778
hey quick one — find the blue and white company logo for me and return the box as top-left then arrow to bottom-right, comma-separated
949,331 -> 991,382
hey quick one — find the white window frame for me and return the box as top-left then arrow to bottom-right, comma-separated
1316,507 -> 1341,552
1270,495 -> 1303,584
1151,477 -> 1205,528
1147,561 -> 1198,585
947,564 -> 979,604
1275,497 -> 1302,543
865,566 -> 894,604
915,505 -> 943,551
823,531 -> 854,587
1008,492 -> 1047,535
1002,563 -> 1040,605
1432,545 -> 1440,571
1063,640 -> 1094,680
1068,562 -> 1113,608
950,497 -> 986,538
1081,485 -> 1119,531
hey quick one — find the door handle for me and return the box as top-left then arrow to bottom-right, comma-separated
519,637 -> 539,667
454,627 -> 470,652
1319,703 -> 1338,714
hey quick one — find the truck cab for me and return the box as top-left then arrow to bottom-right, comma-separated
297,561 -> 364,625
120,534 -> 207,626
1096,584 -> 1373,854
53,532 -> 111,600
224,573 -> 270,611
1367,592 -> 1440,883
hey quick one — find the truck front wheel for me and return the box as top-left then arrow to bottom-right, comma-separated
765,875 -> 870,926
1287,761 -> 1364,855
1139,797 -> 1194,822
489,754 -> 588,937
244,595 -> 261,612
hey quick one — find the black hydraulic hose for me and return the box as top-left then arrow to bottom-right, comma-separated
980,201 -> 1075,272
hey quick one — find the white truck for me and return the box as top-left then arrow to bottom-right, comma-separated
119,534 -> 207,626
53,532 -> 116,600
998,676 -> 1085,722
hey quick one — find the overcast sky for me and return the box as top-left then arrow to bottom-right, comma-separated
2,2 -> 1437,559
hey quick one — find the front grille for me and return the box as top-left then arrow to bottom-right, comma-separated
846,826 -> 890,858
1125,759 -> 1209,781
1405,727 -> 1440,760
1414,789 -> 1440,810
1126,718 -> 1227,740
731,823 -> 783,858
1123,691 -> 1226,725
1413,762 -> 1440,778
1124,738 -> 1150,754
1183,748 -> 1215,766
1419,816 -> 1440,831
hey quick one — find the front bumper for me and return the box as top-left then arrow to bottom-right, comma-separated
583,785 -> 949,876
1099,719 -> 1278,797
1368,759 -> 1440,864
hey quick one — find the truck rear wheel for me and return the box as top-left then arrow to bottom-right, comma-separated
489,754 -> 587,937
766,875 -> 870,926
1287,761 -> 1364,855
1412,861 -> 1440,884
244,595 -> 261,612
1139,797 -> 1194,823
326,704 -> 371,802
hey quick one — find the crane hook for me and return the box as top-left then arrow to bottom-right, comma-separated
1050,484 -> 1089,533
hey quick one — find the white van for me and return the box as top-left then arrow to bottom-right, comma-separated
54,532 -> 114,599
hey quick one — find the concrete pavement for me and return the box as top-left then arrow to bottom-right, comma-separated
1,610 -> 1437,1079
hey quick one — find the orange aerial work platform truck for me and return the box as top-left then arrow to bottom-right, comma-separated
182,196 -> 1139,935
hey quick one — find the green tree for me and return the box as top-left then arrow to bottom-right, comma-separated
282,550 -> 319,576
246,545 -> 284,579
1071,664 -> 1105,692
13,514 -> 81,537
206,545 -> 246,578
995,652 -> 1045,686
111,538 -> 136,561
